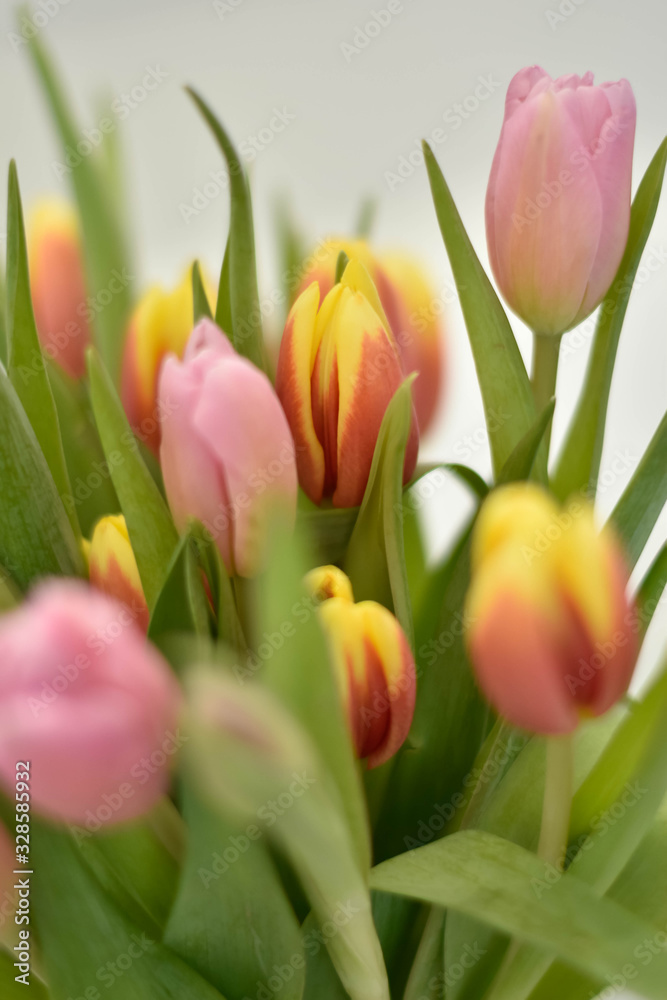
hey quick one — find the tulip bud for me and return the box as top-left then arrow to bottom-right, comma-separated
87,515 -> 149,632
466,484 -> 638,734
306,566 -> 416,768
28,199 -> 91,379
298,238 -> 444,432
277,258 -> 419,508
0,581 -> 182,825
159,318 -> 298,577
121,265 -> 214,453
485,67 -> 636,336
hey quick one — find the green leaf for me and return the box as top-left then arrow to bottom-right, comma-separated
609,410 -> 667,570
216,237 -> 233,338
345,377 -> 416,646
190,521 -> 246,651
636,542 -> 667,640
87,348 -> 178,608
165,783 -> 304,999
0,365 -> 83,588
423,141 -> 539,480
412,462 -> 489,501
148,530 -> 211,643
334,250 -> 350,284
498,398 -> 555,485
403,908 -> 446,1000
25,32 -> 133,383
356,196 -> 378,239
191,260 -> 213,322
0,268 -> 7,368
553,138 -> 667,500
370,829 -> 667,998
0,949 -> 48,998
31,822 -> 227,1000
274,197 -> 306,314
298,500 -> 359,566
186,88 -> 267,373
5,160 -> 78,538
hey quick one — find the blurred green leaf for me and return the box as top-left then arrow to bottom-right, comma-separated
191,260 -> 213,322
403,908 -> 446,1000
186,88 -> 267,373
0,365 -> 83,588
166,783 -> 303,999
345,377 -> 416,646
149,529 -> 211,643
636,542 -> 667,640
6,160 -> 78,538
190,521 -> 245,651
275,197 -> 306,313
25,32 -> 133,383
88,348 -> 178,608
0,950 -> 48,998
423,141 -> 540,481
0,268 -> 7,368
553,138 -> 667,501
356,196 -> 378,240
498,398 -> 555,485
609,410 -> 667,570
412,462 -> 489,501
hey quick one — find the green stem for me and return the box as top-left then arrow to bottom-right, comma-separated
537,734 -> 574,870
531,333 -> 562,457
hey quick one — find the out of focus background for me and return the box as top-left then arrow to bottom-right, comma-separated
0,0 -> 665,715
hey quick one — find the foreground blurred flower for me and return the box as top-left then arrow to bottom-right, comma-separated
466,484 -> 637,733
0,581 -> 181,825
28,199 -> 90,378
160,318 -> 298,577
277,258 -> 419,507
306,565 -> 416,768
298,238 -> 444,432
121,265 -> 213,453
486,67 -> 636,335
86,515 -> 149,632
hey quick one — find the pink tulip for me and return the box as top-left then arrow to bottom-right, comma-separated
0,580 -> 182,826
486,67 -> 636,336
159,318 -> 298,577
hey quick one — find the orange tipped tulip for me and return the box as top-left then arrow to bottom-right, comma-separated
121,265 -> 214,453
86,515 -> 149,632
466,484 -> 638,734
297,238 -> 445,432
28,199 -> 91,379
306,566 -> 416,768
277,258 -> 419,508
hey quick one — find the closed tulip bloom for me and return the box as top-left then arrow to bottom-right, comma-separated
0,580 -> 182,825
86,515 -> 149,632
28,200 -> 91,379
486,67 -> 636,335
466,484 -> 638,734
306,566 -> 416,768
298,238 -> 444,432
159,318 -> 298,577
121,265 -> 214,453
277,258 -> 419,507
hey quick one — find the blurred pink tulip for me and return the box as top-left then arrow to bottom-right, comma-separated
486,67 -> 636,335
159,318 -> 298,577
0,581 -> 181,826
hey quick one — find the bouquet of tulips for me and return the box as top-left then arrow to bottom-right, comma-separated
0,28 -> 666,1000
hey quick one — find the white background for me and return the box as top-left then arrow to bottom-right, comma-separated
0,4 -> 665,990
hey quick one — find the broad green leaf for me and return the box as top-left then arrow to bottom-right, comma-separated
636,542 -> 667,639
259,524 -> 371,876
345,377 -> 416,646
25,31 -> 133,383
165,783 -> 304,999
497,398 -> 555,485
403,908 -> 446,1000
187,89 -> 267,373
370,829 -> 667,998
5,160 -> 78,538
298,501 -> 358,566
423,142 -> 539,480
191,260 -> 213,322
31,822 -> 227,1000
87,348 -> 178,608
609,410 -> 667,569
185,668 -> 390,1000
302,911 -> 351,1000
553,138 -> 667,500
0,365 -> 83,588
0,562 -> 20,610
149,530 -> 211,643
372,891 -> 427,997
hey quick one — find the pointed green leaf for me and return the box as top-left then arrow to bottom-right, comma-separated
6,160 -> 78,538
609,409 -> 667,569
636,542 -> 667,639
498,398 -> 555,485
186,88 -> 267,372
87,348 -> 178,608
0,263 -> 7,367
148,530 -> 211,643
423,142 -> 539,480
553,138 -> 667,500
345,377 -> 416,646
0,365 -> 83,588
191,260 -> 213,322
412,462 -> 489,501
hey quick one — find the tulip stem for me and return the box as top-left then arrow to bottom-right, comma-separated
531,333 -> 561,455
538,733 -> 574,870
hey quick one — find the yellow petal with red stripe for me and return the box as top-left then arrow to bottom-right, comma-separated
88,515 -> 149,632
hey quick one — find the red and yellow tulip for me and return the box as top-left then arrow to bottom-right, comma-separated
85,515 -> 149,632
